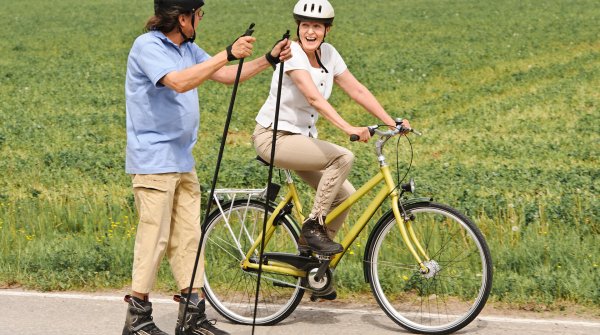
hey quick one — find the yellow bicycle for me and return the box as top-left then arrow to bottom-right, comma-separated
201,124 -> 492,334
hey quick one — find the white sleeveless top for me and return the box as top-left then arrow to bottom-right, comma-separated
255,41 -> 347,138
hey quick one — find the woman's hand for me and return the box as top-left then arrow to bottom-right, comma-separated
347,126 -> 371,142
398,118 -> 412,134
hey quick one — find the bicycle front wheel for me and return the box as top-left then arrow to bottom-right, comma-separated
202,199 -> 305,325
365,201 -> 492,334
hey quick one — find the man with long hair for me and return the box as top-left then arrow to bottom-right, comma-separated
123,1 -> 290,334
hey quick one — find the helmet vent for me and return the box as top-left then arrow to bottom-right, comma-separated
293,0 -> 334,24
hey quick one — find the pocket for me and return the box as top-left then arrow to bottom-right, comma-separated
132,174 -> 170,192
132,174 -> 173,226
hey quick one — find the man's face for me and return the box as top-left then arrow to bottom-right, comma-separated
180,8 -> 204,37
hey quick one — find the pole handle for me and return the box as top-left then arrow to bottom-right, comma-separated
244,23 -> 255,37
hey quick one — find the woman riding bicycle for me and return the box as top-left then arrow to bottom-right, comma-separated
252,0 -> 410,255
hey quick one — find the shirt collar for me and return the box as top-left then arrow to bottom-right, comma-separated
150,30 -> 181,48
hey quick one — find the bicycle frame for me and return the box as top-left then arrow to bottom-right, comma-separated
241,161 -> 431,278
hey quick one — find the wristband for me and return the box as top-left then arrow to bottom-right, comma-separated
226,44 -> 238,62
265,52 -> 280,69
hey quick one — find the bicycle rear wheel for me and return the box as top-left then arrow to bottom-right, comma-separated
365,201 -> 492,334
202,199 -> 304,325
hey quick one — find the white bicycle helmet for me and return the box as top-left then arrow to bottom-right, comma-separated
293,0 -> 335,25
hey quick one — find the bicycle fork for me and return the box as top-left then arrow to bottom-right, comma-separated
382,166 -> 432,274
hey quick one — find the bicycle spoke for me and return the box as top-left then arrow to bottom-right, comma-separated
206,234 -> 245,260
364,260 -> 420,271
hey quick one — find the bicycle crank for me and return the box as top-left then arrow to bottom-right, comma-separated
305,256 -> 334,295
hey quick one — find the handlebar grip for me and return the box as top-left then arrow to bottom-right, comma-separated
350,126 -> 376,141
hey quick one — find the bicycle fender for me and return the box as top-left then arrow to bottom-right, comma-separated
399,197 -> 433,207
362,197 -> 432,283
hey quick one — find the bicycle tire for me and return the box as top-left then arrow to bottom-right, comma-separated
202,199 -> 305,325
365,201 -> 492,334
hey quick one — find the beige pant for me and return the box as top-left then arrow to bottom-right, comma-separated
252,124 -> 356,238
131,172 -> 203,293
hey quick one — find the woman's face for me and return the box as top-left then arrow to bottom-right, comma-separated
298,21 -> 329,52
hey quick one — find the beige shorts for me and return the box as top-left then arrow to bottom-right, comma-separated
130,171 -> 203,293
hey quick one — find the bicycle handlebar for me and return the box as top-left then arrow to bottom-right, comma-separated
349,124 -> 421,142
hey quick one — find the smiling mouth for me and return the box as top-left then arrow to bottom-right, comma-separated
305,37 -> 317,42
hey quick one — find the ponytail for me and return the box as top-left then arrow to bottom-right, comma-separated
144,6 -> 189,33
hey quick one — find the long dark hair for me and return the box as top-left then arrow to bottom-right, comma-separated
144,6 -> 191,33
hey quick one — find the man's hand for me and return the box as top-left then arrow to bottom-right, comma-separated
265,38 -> 292,68
272,38 -> 292,61
226,35 -> 256,61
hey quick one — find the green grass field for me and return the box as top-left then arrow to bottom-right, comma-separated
0,0 -> 598,309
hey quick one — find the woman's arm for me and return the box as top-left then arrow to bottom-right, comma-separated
334,70 -> 396,127
288,69 -> 371,141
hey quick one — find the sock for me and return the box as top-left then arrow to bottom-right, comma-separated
130,295 -> 149,303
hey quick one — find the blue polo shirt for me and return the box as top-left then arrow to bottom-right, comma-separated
125,30 -> 211,174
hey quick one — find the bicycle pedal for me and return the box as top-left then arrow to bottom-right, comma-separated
310,290 -> 337,302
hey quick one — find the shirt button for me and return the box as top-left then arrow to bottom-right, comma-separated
320,83 -> 324,86
311,114 -> 314,117
308,126 -> 312,129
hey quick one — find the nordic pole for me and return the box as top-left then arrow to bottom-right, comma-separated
251,30 -> 290,334
179,23 -> 255,333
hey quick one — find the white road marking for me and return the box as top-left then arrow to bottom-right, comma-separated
295,305 -> 600,328
1,290 -> 599,328
0,290 -> 176,304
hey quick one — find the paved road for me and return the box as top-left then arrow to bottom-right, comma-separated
1,290 -> 599,335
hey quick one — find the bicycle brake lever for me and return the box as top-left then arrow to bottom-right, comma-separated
397,124 -> 422,136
